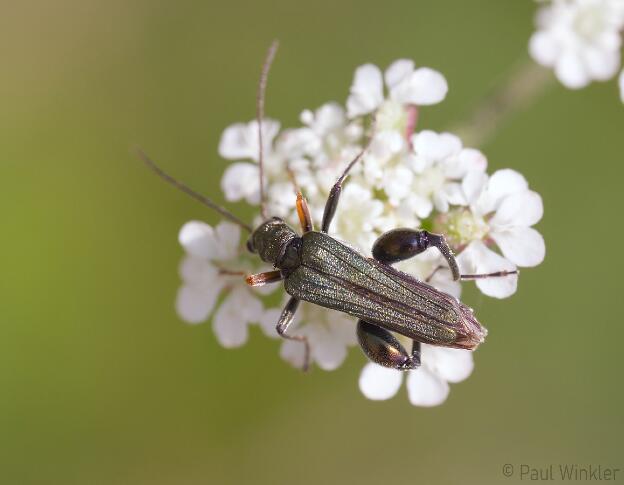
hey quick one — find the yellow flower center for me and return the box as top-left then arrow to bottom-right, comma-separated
436,209 -> 489,247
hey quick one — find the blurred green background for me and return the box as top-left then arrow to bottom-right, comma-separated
2,1 -> 623,484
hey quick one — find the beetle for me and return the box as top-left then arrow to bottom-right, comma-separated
139,41 -> 516,371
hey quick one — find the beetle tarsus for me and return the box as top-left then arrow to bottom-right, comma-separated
276,296 -> 310,372
460,269 -> 519,280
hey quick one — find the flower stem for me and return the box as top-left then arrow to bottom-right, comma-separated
450,58 -> 555,148
405,105 -> 419,143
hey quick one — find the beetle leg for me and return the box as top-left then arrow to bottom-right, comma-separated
296,191 -> 314,233
372,228 -> 461,280
356,320 -> 420,370
276,297 -> 310,372
320,179 -> 344,233
460,270 -> 518,279
410,340 -> 421,367
245,270 -> 283,287
424,265 -> 519,282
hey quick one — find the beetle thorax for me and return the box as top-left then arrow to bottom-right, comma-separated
251,218 -> 301,271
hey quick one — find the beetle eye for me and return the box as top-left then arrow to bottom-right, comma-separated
246,237 -> 256,253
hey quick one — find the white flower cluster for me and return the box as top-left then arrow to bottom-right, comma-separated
176,59 -> 545,407
529,0 -> 624,99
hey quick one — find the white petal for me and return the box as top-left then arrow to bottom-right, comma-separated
406,368 -> 450,407
584,46 -> 620,81
407,153 -> 428,173
238,287 -> 265,323
476,169 -> 528,214
491,227 -> 546,267
358,363 -> 403,400
412,130 -> 462,160
218,123 -> 253,160
346,64 -> 384,117
391,67 -> 448,105
423,346 -> 474,383
487,169 -> 528,200
406,193 -> 433,219
382,165 -> 413,201
462,171 -> 488,206
213,310 -> 249,348
443,147 -> 488,182
218,120 -> 280,161
220,162 -> 260,205
326,316 -> 359,346
555,51 -> 590,89
214,221 -> 241,260
475,264 -> 518,299
457,241 -> 518,299
212,288 -> 261,348
428,270 -> 462,299
384,59 -> 414,89
261,120 -> 282,150
456,148 -> 488,175
176,283 -> 220,324
179,221 -> 218,258
370,130 -> 405,160
258,308 -> 281,339
433,191 -> 449,214
308,102 -> 346,135
596,26 -> 622,50
278,127 -> 318,158
440,182 -> 466,207
619,69 -> 624,103
529,31 -> 559,66
280,338 -> 306,369
389,68 -> 445,105
409,67 -> 449,104
215,221 -> 240,246
300,109 -> 313,125
178,256 -> 218,285
490,190 -> 544,229
312,332 -> 348,371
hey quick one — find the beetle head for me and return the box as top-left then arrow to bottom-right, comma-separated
247,218 -> 300,269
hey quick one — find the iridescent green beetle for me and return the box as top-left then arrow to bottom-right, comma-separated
140,42 -> 515,371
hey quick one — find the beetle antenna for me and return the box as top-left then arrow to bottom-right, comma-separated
137,148 -> 253,233
286,163 -> 301,194
336,115 -> 377,185
256,40 -> 279,220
